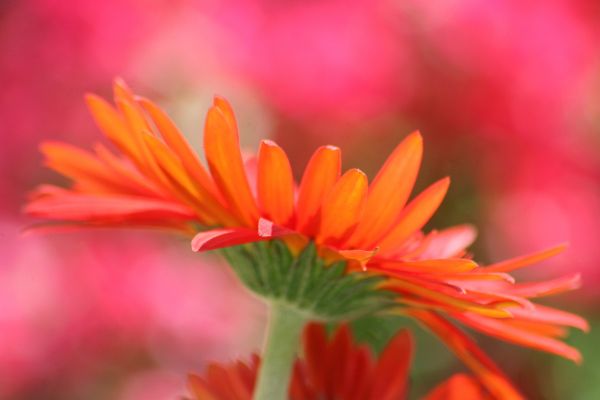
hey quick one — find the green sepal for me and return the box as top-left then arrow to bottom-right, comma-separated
221,240 -> 396,321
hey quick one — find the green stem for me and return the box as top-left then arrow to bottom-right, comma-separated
254,302 -> 307,400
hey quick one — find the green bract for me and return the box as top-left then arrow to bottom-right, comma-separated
222,240 -> 396,321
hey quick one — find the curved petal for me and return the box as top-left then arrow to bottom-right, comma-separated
137,97 -> 223,201
454,312 -> 582,363
408,310 -> 524,400
417,225 -> 478,260
348,131 -> 423,248
378,177 -> 450,254
424,374 -> 490,400
485,244 -> 567,273
296,145 -> 341,234
204,97 -> 259,227
191,228 -> 262,252
318,169 -> 368,245
257,140 -> 295,226
370,330 -> 413,400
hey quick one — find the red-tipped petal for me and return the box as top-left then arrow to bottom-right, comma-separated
257,140 -> 295,225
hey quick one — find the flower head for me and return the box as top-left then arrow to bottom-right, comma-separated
25,80 -> 587,395
187,323 -> 503,400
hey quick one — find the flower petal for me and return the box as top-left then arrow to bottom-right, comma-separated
378,177 -> 450,254
296,145 -> 341,234
507,305 -> 589,332
318,169 -> 368,245
143,133 -> 237,226
257,140 -> 295,225
138,97 -> 223,201
371,330 -> 413,400
303,323 -> 328,395
25,192 -> 195,222
191,228 -> 262,252
409,310 -> 524,400
424,374 -> 489,400
348,131 -> 423,248
85,93 -> 142,163
485,244 -> 567,273
418,225 -> 478,259
454,312 -> 583,363
507,273 -> 581,298
204,97 -> 259,227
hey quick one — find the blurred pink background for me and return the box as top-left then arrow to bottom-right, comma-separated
1,0 -> 599,398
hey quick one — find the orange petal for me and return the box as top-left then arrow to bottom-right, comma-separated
137,97 -> 223,201
377,258 -> 478,274
296,145 -> 341,234
93,144 -> 170,199
204,97 -> 259,227
454,312 -> 583,363
338,248 -> 378,271
318,169 -> 368,245
424,374 -> 489,400
257,140 -> 295,225
508,305 -> 589,332
40,142 -> 125,194
348,131 -> 423,248
85,94 -> 141,163
25,192 -> 195,221
408,310 -> 524,400
143,133 -> 238,226
485,244 -> 567,273
188,374 -> 219,400
378,177 -> 450,254
385,279 -> 512,318
506,273 -> 581,298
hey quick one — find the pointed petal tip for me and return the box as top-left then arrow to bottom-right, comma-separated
409,129 -> 423,141
112,77 -> 131,93
348,168 -> 367,179
260,139 -> 279,148
212,95 -> 233,111
84,92 -> 102,104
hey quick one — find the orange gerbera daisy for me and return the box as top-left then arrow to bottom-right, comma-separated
25,80 -> 586,396
188,323 -> 500,400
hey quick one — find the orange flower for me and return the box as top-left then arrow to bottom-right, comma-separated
25,80 -> 586,392
188,323 -> 506,400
